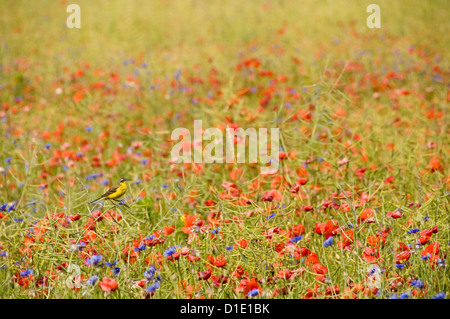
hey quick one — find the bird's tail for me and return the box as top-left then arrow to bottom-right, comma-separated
88,197 -> 103,205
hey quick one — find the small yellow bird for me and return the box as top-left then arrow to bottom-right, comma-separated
89,177 -> 131,206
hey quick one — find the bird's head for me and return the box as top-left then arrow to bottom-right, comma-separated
118,177 -> 131,184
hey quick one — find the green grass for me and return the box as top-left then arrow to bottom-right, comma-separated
0,0 -> 448,299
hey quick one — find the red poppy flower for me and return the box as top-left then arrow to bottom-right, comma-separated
206,212 -> 220,226
397,242 -> 409,252
325,285 -> 340,297
428,156 -> 444,172
261,189 -> 283,202
211,275 -> 229,288
396,250 -> 411,264
91,210 -> 104,221
98,277 -> 118,292
422,242 -> 439,258
242,278 -> 262,296
420,226 -> 438,238
304,284 -> 320,299
312,263 -> 328,275
305,252 -> 320,267
314,220 -> 339,239
180,248 -> 190,255
186,254 -> 200,263
213,256 -> 227,268
163,225 -> 175,235
181,214 -> 197,234
387,210 -> 402,219
135,279 -> 146,288
104,210 -> 122,222
362,247 -> 380,263
289,224 -> 305,237
358,208 -> 374,224
197,269 -> 212,281
235,237 -> 248,249
68,214 -> 81,221
338,230 -> 354,249
276,268 -> 304,280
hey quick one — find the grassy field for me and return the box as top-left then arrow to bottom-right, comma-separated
0,0 -> 448,299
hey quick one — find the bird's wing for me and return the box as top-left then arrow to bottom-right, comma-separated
100,186 -> 119,198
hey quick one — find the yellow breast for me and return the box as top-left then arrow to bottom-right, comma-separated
107,182 -> 127,199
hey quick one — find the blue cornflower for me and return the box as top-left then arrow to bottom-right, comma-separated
86,275 -> 98,286
174,69 -> 182,79
323,237 -> 333,247
388,293 -> 398,299
5,157 -> 12,164
411,280 -> 424,289
134,244 -> 147,252
146,281 -> 160,293
105,260 -> 117,267
85,173 -> 103,180
0,251 -> 7,257
399,292 -> 410,299
432,292 -> 446,299
14,218 -> 23,222
225,246 -> 233,252
161,184 -> 169,188
423,216 -> 430,221
395,263 -> 405,270
367,266 -> 381,276
140,158 -> 149,165
266,213 -> 276,220
210,227 -> 220,234
86,254 -> 102,265
44,143 -> 51,149
407,228 -> 420,234
0,203 -> 7,211
20,269 -> 33,277
290,235 -> 303,243
85,126 -> 93,132
421,254 -> 431,261
7,203 -> 15,212
101,179 -> 109,186
144,266 -> 156,281
247,288 -> 260,297
112,267 -> 121,276
163,247 -> 176,258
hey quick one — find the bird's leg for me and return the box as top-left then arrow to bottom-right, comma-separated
119,201 -> 131,208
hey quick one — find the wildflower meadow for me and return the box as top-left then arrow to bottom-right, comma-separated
0,0 -> 448,304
